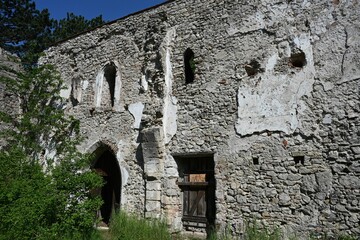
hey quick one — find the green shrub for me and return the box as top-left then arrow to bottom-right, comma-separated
0,65 -> 103,239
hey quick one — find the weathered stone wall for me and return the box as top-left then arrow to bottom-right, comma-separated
41,0 -> 360,238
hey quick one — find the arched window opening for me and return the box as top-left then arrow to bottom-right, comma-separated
103,64 -> 116,107
70,79 -> 81,107
95,61 -> 122,110
92,149 -> 121,227
184,48 -> 195,84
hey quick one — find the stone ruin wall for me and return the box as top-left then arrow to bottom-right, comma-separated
42,0 -> 360,238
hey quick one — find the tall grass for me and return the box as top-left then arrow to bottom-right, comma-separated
97,213 -> 357,240
243,220 -> 281,240
207,220 -> 281,240
105,211 -> 171,240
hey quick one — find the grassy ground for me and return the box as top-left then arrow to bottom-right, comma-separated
95,213 -> 357,240
97,211 -> 171,240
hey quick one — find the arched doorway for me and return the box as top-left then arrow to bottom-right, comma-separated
93,149 -> 121,226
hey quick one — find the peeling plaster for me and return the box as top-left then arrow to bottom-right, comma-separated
128,102 -> 144,129
236,34 -> 315,136
140,75 -> 149,91
82,80 -> 89,91
162,27 -> 178,144
60,87 -> 71,99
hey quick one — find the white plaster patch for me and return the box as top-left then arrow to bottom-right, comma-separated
162,27 -> 178,144
82,80 -> 89,90
94,69 -> 104,107
128,102 -> 144,129
235,33 -> 315,136
227,23 -> 239,36
141,75 -> 148,91
115,140 -> 128,188
60,85 -> 71,99
265,53 -> 279,72
120,166 -> 129,187
323,114 -> 332,124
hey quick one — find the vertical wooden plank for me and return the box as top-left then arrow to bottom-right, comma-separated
183,189 -> 189,215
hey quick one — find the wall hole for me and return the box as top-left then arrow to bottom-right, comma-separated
294,156 -> 305,165
184,48 -> 195,84
289,49 -> 306,68
244,60 -> 263,76
253,157 -> 259,165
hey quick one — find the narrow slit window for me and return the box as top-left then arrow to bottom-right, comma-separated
184,48 -> 195,84
104,64 -> 116,107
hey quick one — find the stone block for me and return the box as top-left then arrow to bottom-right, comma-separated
279,193 -> 291,206
145,200 -> 161,212
301,175 -> 317,193
142,145 -> 163,158
146,190 -> 161,201
292,151 -> 306,157
146,181 -> 162,191
351,145 -> 360,154
142,127 -> 164,143
145,212 -> 161,219
339,176 -> 360,189
165,167 -> 178,177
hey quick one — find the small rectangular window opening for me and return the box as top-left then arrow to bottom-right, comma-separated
294,156 -> 305,165
252,157 -> 259,165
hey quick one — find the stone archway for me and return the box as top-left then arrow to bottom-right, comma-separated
93,149 -> 121,226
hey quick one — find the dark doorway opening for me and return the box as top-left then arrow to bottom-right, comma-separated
175,154 -> 216,233
93,149 -> 121,225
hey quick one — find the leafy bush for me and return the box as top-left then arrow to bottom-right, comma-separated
0,65 -> 103,239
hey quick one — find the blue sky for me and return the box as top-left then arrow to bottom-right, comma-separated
33,0 -> 167,21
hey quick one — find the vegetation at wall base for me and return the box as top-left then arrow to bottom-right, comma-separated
104,211 -> 172,240
243,220 -> 282,240
205,220 -> 358,240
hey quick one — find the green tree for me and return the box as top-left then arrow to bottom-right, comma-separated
0,0 -> 106,66
0,65 -> 103,240
51,13 -> 105,43
0,0 -> 52,65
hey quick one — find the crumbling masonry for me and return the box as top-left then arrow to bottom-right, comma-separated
38,0 -> 360,238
